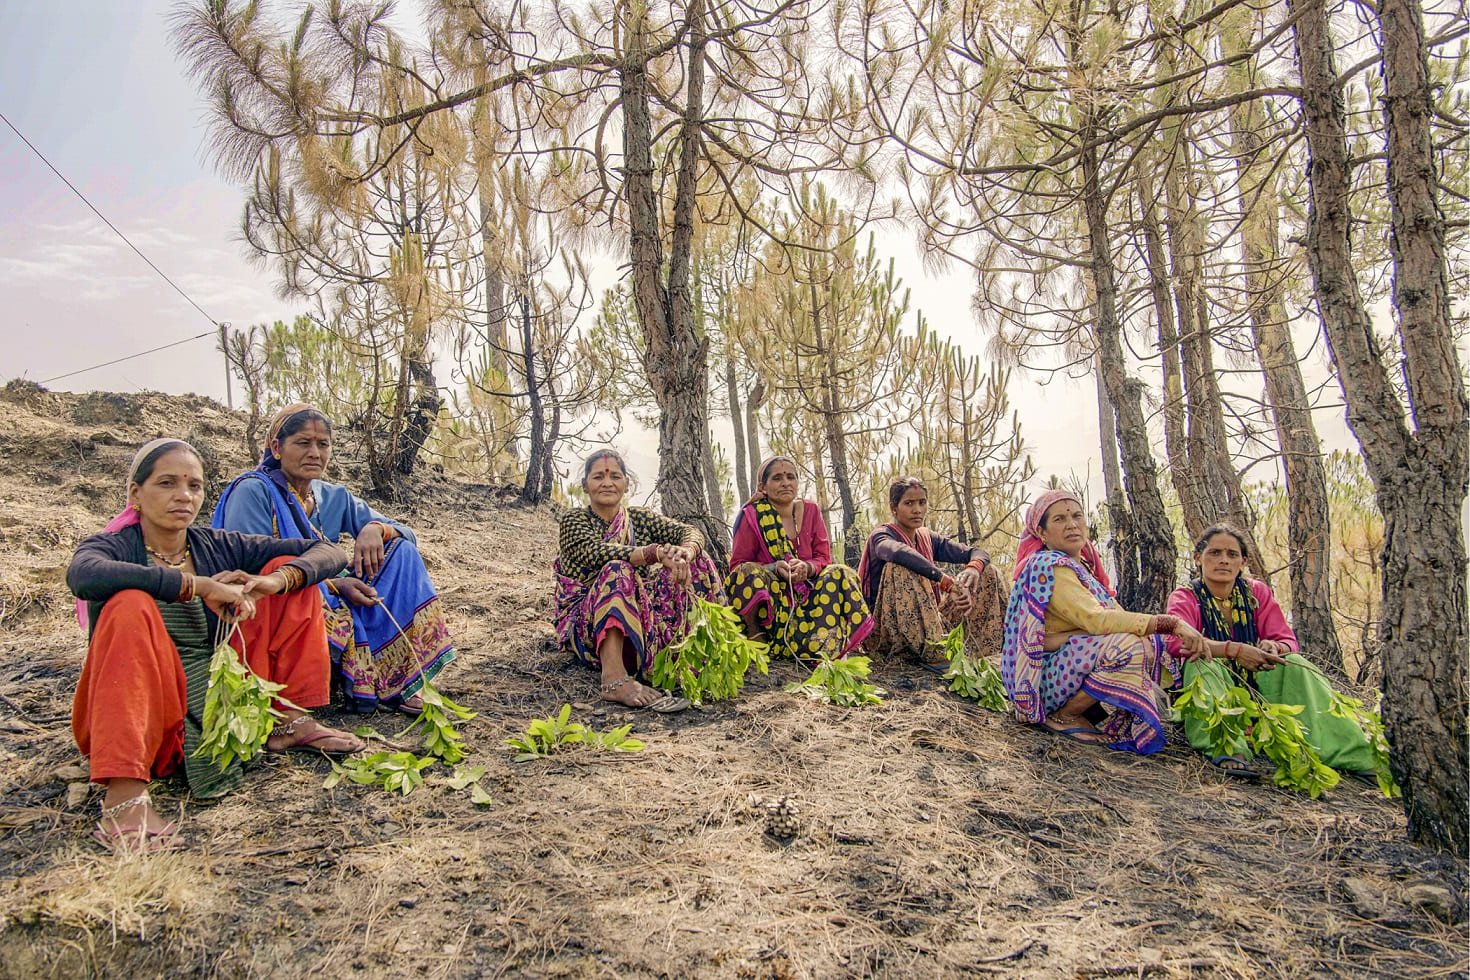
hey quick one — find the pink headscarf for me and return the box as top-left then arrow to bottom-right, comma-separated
75,438 -> 197,628
1012,489 -> 1114,596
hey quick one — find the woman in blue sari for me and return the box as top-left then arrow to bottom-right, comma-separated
212,403 -> 455,714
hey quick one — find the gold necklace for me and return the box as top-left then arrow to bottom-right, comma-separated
146,542 -> 191,568
289,482 -> 316,515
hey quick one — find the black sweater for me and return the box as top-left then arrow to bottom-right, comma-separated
68,524 -> 347,638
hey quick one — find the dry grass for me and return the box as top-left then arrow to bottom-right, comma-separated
0,385 -> 1464,979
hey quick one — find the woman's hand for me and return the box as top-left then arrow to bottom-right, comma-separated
659,545 -> 692,586
786,558 -> 813,583
1232,642 -> 1287,671
1172,621 -> 1210,660
196,575 -> 257,623
955,565 -> 983,596
1257,638 -> 1287,659
353,523 -> 387,580
335,577 -> 380,607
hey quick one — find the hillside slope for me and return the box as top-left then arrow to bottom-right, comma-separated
0,383 -> 1463,978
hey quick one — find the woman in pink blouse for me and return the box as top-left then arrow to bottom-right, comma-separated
725,457 -> 874,661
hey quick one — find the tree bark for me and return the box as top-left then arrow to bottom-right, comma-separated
745,376 -> 766,492
1162,143 -> 1267,576
619,0 -> 728,563
519,294 -> 548,504
1092,346 -> 1132,598
1137,174 -> 1209,539
728,355 -> 749,504
1079,126 -> 1175,613
1221,5 -> 1341,670
1290,0 -> 1468,854
811,282 -> 863,565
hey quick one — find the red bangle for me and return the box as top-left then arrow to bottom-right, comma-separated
965,558 -> 988,574
939,574 -> 955,593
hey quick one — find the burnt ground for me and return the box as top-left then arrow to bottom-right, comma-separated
0,382 -> 1464,979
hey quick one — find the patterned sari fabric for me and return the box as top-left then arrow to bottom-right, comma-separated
213,468 -> 455,712
724,499 -> 873,660
865,562 -> 1005,664
1002,550 -> 1169,755
553,508 -> 724,675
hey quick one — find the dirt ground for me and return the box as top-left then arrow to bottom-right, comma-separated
0,382 -> 1463,979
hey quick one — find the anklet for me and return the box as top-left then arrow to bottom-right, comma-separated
100,793 -> 152,822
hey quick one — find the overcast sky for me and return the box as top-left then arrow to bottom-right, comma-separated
0,0 -> 1366,510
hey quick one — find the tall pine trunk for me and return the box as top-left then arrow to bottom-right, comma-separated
619,0 -> 728,563
1290,0 -> 1468,854
1221,6 -> 1342,671
1080,128 -> 1175,612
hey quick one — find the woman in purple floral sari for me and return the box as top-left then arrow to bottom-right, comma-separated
1001,490 -> 1206,752
554,450 -> 725,711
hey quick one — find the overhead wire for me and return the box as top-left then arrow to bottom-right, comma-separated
0,109 -> 226,383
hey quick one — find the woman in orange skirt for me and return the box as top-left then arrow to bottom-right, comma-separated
69,439 -> 361,853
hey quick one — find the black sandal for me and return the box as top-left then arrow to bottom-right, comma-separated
1207,755 -> 1260,782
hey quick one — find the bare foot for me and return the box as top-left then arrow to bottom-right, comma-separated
266,714 -> 365,755
599,675 -> 661,708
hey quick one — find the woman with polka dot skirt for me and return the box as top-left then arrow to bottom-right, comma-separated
725,456 -> 874,662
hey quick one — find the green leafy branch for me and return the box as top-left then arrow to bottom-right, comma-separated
1327,690 -> 1400,797
1172,673 -> 1339,797
935,624 -> 1007,711
325,750 -> 435,795
651,597 -> 770,705
195,631 -> 301,772
322,681 -> 487,802
786,655 -> 885,707
505,704 -> 645,762
403,684 -> 476,764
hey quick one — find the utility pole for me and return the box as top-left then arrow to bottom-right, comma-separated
219,322 -> 233,409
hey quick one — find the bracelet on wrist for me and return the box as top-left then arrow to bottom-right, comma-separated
938,574 -> 955,593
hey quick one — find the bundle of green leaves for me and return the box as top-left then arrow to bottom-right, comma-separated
935,624 -> 1008,711
651,597 -> 770,705
505,703 -> 644,762
786,655 -> 885,707
194,634 -> 299,772
319,681 -> 483,800
1171,673 -> 1339,797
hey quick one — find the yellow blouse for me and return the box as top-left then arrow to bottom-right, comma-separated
1043,566 -> 1153,637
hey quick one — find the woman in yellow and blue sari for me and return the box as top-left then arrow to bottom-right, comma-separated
212,404 -> 455,715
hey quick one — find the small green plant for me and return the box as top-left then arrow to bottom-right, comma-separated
404,683 -> 476,764
505,704 -> 645,762
195,627 -> 300,772
1172,673 -> 1339,797
1328,691 -> 1400,797
786,655 -> 885,707
323,682 -> 480,799
324,750 -> 437,796
936,625 -> 1007,711
651,598 -> 770,705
